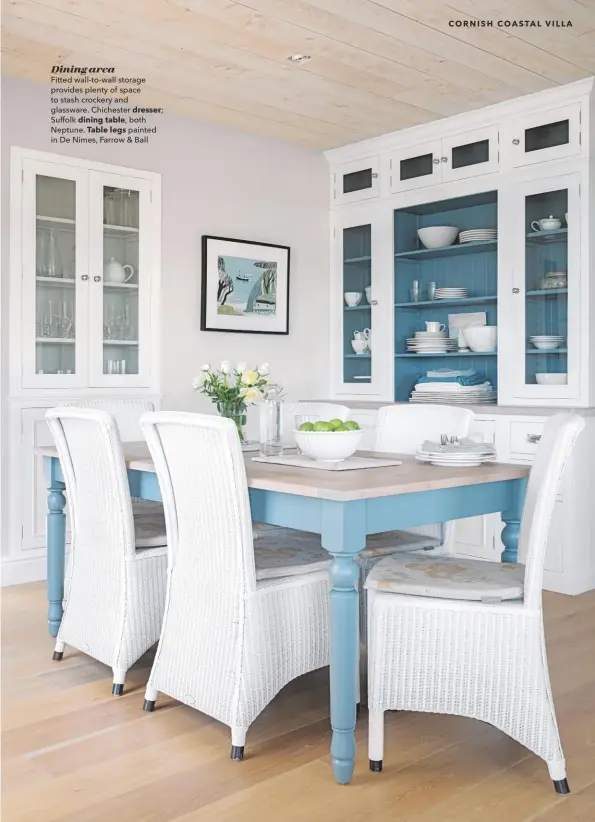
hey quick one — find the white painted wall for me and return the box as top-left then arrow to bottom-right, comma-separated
1,74 -> 330,437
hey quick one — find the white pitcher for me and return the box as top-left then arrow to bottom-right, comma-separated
104,257 -> 134,284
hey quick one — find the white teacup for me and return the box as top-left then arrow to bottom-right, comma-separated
344,291 -> 362,307
351,339 -> 367,354
425,322 -> 446,333
365,286 -> 372,304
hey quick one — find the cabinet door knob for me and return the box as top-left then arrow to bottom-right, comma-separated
371,300 -> 378,305
527,434 -> 541,444
441,156 -> 448,162
512,138 -> 520,145
512,287 -> 520,294
81,274 -> 89,281
371,172 -> 379,178
432,158 -> 440,165
93,275 -> 102,282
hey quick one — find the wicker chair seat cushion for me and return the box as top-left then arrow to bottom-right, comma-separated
253,527 -> 331,580
365,553 -> 524,601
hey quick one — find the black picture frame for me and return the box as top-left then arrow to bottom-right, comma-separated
200,235 -> 290,335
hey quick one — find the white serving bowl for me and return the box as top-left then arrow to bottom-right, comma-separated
531,340 -> 563,350
462,325 -> 497,352
293,429 -> 364,462
535,373 -> 567,385
417,226 -> 459,249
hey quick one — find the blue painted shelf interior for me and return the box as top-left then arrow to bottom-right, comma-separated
524,189 -> 568,384
393,191 -> 498,402
343,224 -> 372,383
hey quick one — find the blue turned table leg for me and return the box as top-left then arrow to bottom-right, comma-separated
501,477 -> 528,564
321,499 -> 367,785
46,457 -> 66,637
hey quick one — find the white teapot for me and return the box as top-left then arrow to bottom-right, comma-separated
104,257 -> 134,283
531,216 -> 561,232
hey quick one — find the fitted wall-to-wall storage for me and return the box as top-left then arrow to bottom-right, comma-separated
327,78 -> 594,409
5,148 -> 161,585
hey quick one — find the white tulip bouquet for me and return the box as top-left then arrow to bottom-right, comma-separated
192,361 -> 271,441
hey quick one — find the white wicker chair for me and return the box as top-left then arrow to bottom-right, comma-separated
357,405 -> 474,639
140,411 -> 331,760
46,408 -> 168,695
365,412 -> 585,795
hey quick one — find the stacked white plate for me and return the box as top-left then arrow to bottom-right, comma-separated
416,438 -> 497,467
407,331 -> 458,354
409,380 -> 497,404
435,287 -> 468,300
458,228 -> 497,244
529,335 -> 565,350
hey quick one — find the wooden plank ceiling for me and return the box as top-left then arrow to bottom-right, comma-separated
2,0 -> 595,149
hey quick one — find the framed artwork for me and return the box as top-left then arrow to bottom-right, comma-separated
200,235 -> 290,334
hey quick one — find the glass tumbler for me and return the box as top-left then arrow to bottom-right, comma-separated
410,280 -> 420,302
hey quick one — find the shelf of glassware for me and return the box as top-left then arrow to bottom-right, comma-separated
393,191 -> 499,402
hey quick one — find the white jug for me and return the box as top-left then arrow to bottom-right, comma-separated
104,257 -> 134,283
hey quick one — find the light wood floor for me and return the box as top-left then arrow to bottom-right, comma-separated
2,583 -> 595,822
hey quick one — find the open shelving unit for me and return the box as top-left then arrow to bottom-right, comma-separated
393,191 -> 498,402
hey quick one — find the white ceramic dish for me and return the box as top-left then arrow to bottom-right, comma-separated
531,340 -> 563,350
293,429 -> 364,462
417,226 -> 459,249
351,340 -> 367,354
535,373 -> 567,385
462,326 -> 497,352
344,291 -> 362,307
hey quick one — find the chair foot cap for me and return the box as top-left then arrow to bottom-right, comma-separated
112,683 -> 124,696
369,760 -> 383,773
52,651 -> 63,661
553,778 -> 570,795
231,746 -> 244,761
143,699 -> 156,712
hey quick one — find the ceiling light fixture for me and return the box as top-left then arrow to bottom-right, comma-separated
287,54 -> 311,63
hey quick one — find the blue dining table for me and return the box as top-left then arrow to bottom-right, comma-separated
38,443 -> 529,785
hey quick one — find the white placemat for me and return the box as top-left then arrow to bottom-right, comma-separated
252,454 -> 402,471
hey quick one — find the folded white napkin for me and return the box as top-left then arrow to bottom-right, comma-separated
413,382 -> 492,393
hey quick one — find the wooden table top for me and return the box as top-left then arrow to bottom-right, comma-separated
36,443 -> 530,503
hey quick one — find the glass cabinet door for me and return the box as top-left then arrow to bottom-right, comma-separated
390,141 -> 441,193
513,175 -> 580,399
21,161 -> 89,388
341,224 -> 374,390
441,127 -> 499,182
88,173 -> 152,387
511,104 -> 581,168
334,157 -> 380,205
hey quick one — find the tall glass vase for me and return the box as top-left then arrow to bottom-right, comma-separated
217,400 -> 247,443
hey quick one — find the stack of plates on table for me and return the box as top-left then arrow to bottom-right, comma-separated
435,287 -> 468,300
458,228 -> 497,244
409,381 -> 497,404
416,437 -> 497,467
529,335 -> 565,350
407,331 -> 458,354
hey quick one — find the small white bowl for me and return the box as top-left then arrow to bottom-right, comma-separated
417,226 -> 459,249
344,291 -> 362,307
351,340 -> 367,354
293,429 -> 364,462
531,340 -> 563,350
535,373 -> 567,385
462,326 -> 497,352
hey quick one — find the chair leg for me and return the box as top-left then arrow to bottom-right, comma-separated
52,640 -> 65,661
112,668 -> 126,696
143,685 -> 159,712
368,709 -> 384,772
548,761 -> 569,794
231,727 -> 247,761
553,779 -> 570,795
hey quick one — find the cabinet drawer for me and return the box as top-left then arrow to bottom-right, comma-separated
509,420 -> 545,457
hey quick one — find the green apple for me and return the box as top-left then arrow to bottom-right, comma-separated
344,420 -> 361,430
333,423 -> 349,432
298,421 -> 315,432
328,418 -> 344,430
313,420 -> 333,432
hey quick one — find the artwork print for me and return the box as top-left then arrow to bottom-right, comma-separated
201,236 -> 290,334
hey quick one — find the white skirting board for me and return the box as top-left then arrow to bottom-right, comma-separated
1,555 -> 48,586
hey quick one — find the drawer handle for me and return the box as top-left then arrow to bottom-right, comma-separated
527,434 -> 541,444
